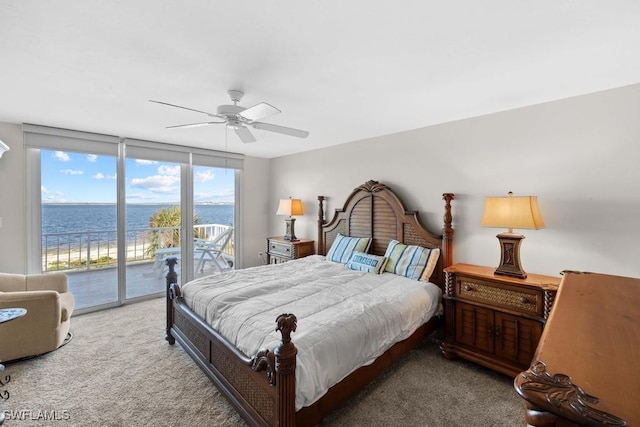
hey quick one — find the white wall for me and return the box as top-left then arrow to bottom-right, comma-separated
0,122 -> 270,273
0,122 -> 26,273
269,84 -> 640,279
240,156 -> 271,267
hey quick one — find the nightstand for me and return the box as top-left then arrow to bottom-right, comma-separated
266,237 -> 315,264
441,263 -> 560,377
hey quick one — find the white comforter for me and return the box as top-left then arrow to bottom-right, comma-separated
181,255 -> 442,410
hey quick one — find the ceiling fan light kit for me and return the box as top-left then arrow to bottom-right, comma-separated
150,90 -> 309,143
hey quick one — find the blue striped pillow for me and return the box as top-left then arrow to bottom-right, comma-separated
326,234 -> 372,264
383,239 -> 433,280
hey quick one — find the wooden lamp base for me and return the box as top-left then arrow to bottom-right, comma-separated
494,232 -> 527,279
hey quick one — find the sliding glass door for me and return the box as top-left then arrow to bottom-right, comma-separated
192,165 -> 235,279
26,125 -> 244,314
40,149 -> 119,310
124,157 -> 182,299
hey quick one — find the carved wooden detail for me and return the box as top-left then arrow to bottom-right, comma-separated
253,349 -> 276,386
356,180 -> 388,193
165,256 -> 180,344
168,282 -> 181,300
165,257 -> 179,286
276,314 -> 297,344
543,290 -> 555,320
274,314 -> 297,426
445,271 -> 454,298
517,361 -> 627,427
442,193 -> 455,271
317,195 -> 326,254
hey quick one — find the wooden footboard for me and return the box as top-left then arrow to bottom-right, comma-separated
165,259 -> 439,427
166,258 -> 297,427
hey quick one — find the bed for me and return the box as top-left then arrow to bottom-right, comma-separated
165,180 -> 455,427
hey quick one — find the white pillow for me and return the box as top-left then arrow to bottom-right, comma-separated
346,251 -> 388,274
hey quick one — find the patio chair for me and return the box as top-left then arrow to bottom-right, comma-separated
194,226 -> 234,273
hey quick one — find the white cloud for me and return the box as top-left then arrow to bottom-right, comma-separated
126,193 -> 160,201
53,151 -> 70,162
195,170 -> 215,183
136,159 -> 158,165
41,185 -> 49,194
87,154 -> 98,162
60,169 -> 84,175
131,175 -> 179,194
194,188 -> 235,202
94,172 -> 105,179
158,164 -> 180,176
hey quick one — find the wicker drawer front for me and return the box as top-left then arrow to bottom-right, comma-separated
268,240 -> 294,258
455,276 -> 542,317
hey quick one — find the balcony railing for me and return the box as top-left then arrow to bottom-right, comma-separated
42,223 -> 234,272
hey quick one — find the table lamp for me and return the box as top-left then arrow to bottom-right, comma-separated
276,197 -> 304,241
481,192 -> 545,279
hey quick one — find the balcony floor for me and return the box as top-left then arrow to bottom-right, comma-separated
66,258 -> 227,311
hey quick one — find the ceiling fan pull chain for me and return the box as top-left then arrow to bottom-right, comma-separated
225,124 -> 228,172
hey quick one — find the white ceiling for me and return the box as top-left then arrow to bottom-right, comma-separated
1,1 -> 639,159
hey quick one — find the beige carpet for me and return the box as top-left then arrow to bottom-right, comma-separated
4,298 -> 526,426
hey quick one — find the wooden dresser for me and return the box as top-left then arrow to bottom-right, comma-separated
266,236 -> 315,264
514,271 -> 640,426
442,263 -> 560,377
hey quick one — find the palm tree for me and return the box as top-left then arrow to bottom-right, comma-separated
146,206 -> 200,256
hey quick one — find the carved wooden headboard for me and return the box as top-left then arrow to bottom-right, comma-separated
317,180 -> 454,289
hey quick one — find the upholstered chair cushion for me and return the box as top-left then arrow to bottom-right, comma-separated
0,272 -> 74,363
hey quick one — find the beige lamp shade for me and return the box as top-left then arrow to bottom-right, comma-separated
276,198 -> 304,216
481,193 -> 545,232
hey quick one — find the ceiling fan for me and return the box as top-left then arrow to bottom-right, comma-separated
150,90 -> 310,143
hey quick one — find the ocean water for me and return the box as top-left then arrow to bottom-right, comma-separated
42,204 -> 234,249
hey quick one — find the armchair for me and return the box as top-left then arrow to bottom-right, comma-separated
0,272 -> 75,363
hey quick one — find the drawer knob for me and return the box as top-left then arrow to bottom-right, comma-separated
463,284 -> 472,292
520,296 -> 530,304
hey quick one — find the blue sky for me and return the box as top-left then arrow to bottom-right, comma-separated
41,149 -> 235,204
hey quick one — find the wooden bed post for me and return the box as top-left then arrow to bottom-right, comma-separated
165,257 -> 179,345
317,196 -> 326,255
442,193 -> 455,268
274,314 -> 298,427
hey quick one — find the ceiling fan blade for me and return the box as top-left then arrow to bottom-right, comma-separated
239,102 -> 281,121
251,122 -> 310,138
235,126 -> 257,143
166,121 -> 226,129
149,100 -> 222,118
